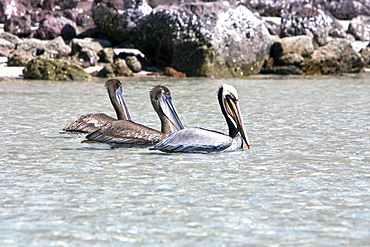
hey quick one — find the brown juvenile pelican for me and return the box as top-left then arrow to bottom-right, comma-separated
150,84 -> 251,153
62,79 -> 131,134
85,85 -> 184,147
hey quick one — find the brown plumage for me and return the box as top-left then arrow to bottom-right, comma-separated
62,79 -> 131,134
85,85 -> 184,148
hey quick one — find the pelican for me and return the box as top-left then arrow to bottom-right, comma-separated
150,84 -> 251,153
85,85 -> 184,147
62,79 -> 131,134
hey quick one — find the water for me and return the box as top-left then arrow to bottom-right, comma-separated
0,74 -> 369,246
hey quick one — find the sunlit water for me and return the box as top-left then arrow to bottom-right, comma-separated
0,74 -> 369,246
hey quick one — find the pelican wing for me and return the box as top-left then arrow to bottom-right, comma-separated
86,120 -> 165,145
150,127 -> 233,153
62,113 -> 115,133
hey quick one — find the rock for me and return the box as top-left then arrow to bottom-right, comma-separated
348,15 -> 370,41
260,65 -> 304,75
0,0 -> 27,23
71,38 -> 104,55
318,0 -> 370,20
23,58 -> 91,81
4,15 -> 32,37
37,15 -> 78,40
360,44 -> 370,66
164,67 -> 186,77
70,38 -> 104,67
280,4 -> 346,46
93,1 -> 272,77
97,64 -> 116,78
92,0 -> 152,41
241,0 -> 289,17
277,53 -> 304,66
15,37 -> 71,59
272,35 -> 314,57
301,39 -> 366,74
44,36 -> 72,56
0,32 -> 23,45
98,47 -> 115,63
271,35 -> 314,66
112,58 -> 133,76
242,0 -> 370,21
7,52 -> 30,66
0,38 -> 16,57
125,56 -> 142,73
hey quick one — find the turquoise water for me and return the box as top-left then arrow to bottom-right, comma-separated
0,74 -> 369,246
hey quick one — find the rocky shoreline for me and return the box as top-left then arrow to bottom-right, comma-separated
0,0 -> 369,80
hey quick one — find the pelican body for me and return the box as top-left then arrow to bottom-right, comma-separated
85,85 -> 184,147
150,84 -> 251,153
62,79 -> 131,134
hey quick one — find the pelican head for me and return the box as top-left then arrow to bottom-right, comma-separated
218,84 -> 251,149
150,85 -> 184,133
105,79 -> 131,121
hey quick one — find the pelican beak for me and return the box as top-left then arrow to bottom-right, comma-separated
116,85 -> 132,121
158,94 -> 184,130
226,97 -> 251,149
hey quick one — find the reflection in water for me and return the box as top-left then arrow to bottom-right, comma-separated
0,75 -> 369,246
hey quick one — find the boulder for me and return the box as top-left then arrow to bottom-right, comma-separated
97,64 -> 116,78
360,44 -> 370,66
70,38 -> 104,67
0,38 -> 15,57
37,15 -> 78,40
4,15 -> 32,37
93,1 -> 272,77
0,0 -> 27,23
23,58 -> 91,81
0,32 -> 23,45
112,58 -> 133,76
125,56 -> 142,73
98,47 -> 115,63
348,15 -> 370,41
15,37 -> 71,59
317,0 -> 370,20
280,4 -> 346,46
271,35 -> 314,66
301,39 -> 366,74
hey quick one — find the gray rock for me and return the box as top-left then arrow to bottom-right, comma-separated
280,5 -> 346,46
98,47 -> 115,64
302,39 -> 366,74
272,35 -> 314,58
0,32 -> 23,45
125,56 -> 142,73
348,15 -> 370,41
70,38 -> 104,67
93,1 -> 272,77
16,37 -> 71,58
0,38 -> 15,57
4,15 -> 32,37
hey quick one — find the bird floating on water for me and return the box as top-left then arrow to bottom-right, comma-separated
62,79 -> 131,134
85,85 -> 184,148
150,84 -> 251,153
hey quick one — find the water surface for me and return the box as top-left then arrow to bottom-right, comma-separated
0,74 -> 369,246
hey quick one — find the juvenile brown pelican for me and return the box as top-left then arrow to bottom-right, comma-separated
62,79 -> 131,134
85,85 -> 184,147
150,84 -> 251,153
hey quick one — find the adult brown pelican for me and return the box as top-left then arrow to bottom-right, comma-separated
62,79 -> 131,134
150,84 -> 251,153
85,85 -> 184,147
